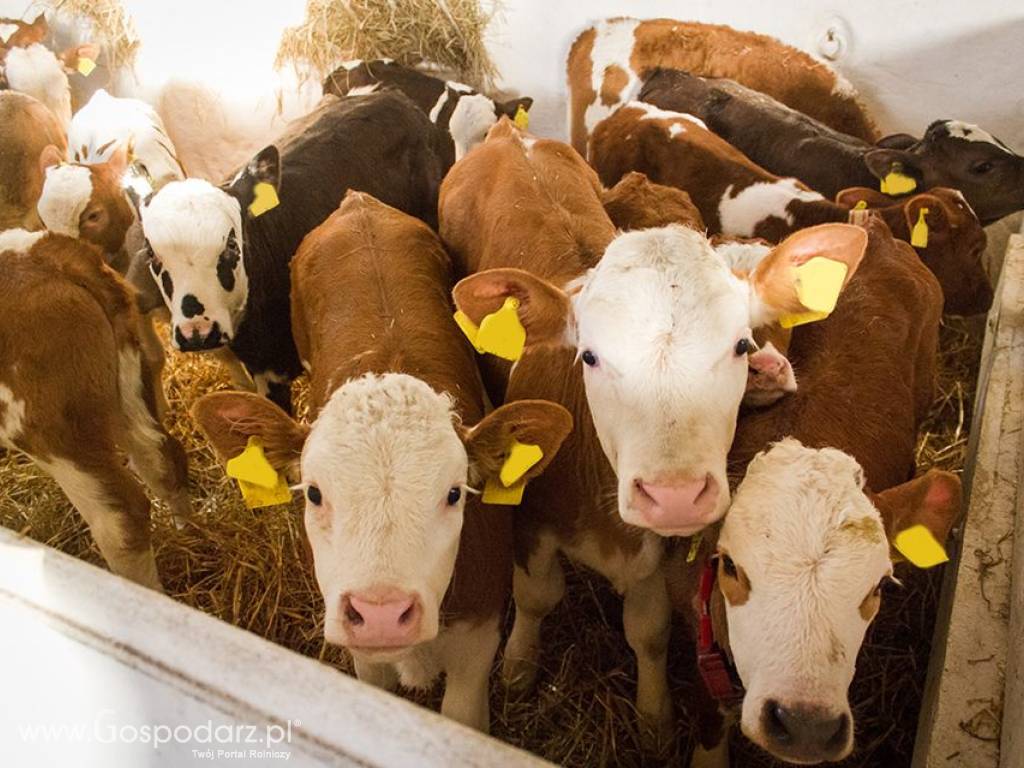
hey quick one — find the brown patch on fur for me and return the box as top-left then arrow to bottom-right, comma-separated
600,64 -> 628,107
840,515 -> 885,546
601,171 -> 704,231
566,27 -> 598,156
859,586 -> 882,622
0,91 -> 67,230
718,555 -> 750,606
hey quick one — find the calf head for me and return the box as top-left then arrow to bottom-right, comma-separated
717,439 -> 961,764
37,143 -> 137,258
453,223 -> 867,536
836,186 -> 992,315
442,85 -> 533,161
194,376 -> 571,661
864,120 -> 1024,225
141,145 -> 279,351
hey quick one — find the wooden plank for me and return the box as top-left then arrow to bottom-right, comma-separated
0,527 -> 552,768
914,233 -> 1024,767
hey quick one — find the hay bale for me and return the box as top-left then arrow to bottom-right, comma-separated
276,0 -> 500,89
36,0 -> 140,70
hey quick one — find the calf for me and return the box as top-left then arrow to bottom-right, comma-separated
140,91 -> 450,411
0,230 -> 190,590
668,215 -> 955,766
323,59 -> 532,161
0,90 -> 65,231
601,170 -> 705,231
567,17 -> 877,159
640,68 -> 1024,225
442,119 -> 866,738
592,103 -> 992,314
193,192 -> 572,731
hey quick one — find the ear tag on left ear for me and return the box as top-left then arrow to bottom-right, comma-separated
779,257 -> 848,328
226,436 -> 292,508
454,310 -> 485,353
475,296 -> 526,361
893,524 -> 948,568
77,57 -> 97,77
911,207 -> 930,248
249,181 -> 280,217
482,478 -> 526,505
499,439 -> 544,487
880,164 -> 917,196
513,104 -> 530,131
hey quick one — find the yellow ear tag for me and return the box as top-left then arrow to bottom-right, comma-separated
880,169 -> 917,196
474,296 -> 526,361
499,440 -> 544,487
76,57 -> 96,77
482,478 -> 526,505
779,257 -> 849,328
453,310 -> 485,353
513,104 -> 530,131
911,207 -> 930,248
853,200 -> 868,210
226,437 -> 292,508
893,524 -> 949,568
249,182 -> 279,217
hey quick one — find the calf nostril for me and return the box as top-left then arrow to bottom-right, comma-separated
344,602 -> 364,626
399,604 -> 416,625
633,478 -> 654,502
827,714 -> 850,748
764,700 -> 792,744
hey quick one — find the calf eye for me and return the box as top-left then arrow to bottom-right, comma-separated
971,161 -> 994,174
735,338 -> 752,356
306,485 -> 322,506
721,554 -> 738,578
581,350 -> 598,367
447,487 -> 462,505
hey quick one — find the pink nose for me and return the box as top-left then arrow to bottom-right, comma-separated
342,589 -> 422,648
631,475 -> 720,533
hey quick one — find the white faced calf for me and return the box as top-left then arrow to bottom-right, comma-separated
718,439 -> 961,764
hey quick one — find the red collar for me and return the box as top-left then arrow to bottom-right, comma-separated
698,558 -> 745,707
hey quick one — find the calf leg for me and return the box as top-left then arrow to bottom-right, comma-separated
40,453 -> 162,591
503,532 -> 564,694
440,618 -> 501,732
352,658 -> 399,692
623,565 -> 673,744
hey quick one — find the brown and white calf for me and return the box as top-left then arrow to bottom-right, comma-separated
567,17 -> 877,159
669,215 -> 958,766
592,103 -> 993,315
0,230 -> 190,590
193,192 -> 572,731
0,90 -> 65,231
442,119 -> 866,737
323,59 -> 532,162
639,67 -> 1024,225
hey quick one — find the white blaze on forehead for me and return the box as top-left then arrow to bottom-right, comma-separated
943,120 -> 1013,153
721,439 -> 890,721
626,100 -> 708,131
583,18 -> 642,135
448,93 -> 498,160
4,44 -> 71,129
0,228 -> 46,254
718,178 -> 826,237
0,382 -> 27,446
38,164 -> 94,237
303,373 -> 469,640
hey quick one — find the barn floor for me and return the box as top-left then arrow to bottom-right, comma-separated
0,316 -> 982,768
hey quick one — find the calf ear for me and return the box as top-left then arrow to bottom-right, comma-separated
872,470 -> 962,562
863,147 -> 923,184
192,391 -> 308,473
58,43 -> 99,71
903,193 -> 948,238
453,267 -> 573,348
747,223 -> 868,326
875,133 -> 918,150
227,145 -> 281,218
39,144 -> 63,175
495,96 -> 533,118
835,186 -> 894,208
464,400 -> 573,485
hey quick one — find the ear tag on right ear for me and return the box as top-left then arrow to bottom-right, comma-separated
475,296 -> 526,361
880,164 -> 917,195
893,524 -> 948,568
226,436 -> 292,508
77,56 -> 97,77
513,104 -> 530,130
454,310 -> 485,353
249,181 -> 280,217
499,440 -> 544,487
779,257 -> 848,328
911,207 -> 930,248
482,478 -> 526,505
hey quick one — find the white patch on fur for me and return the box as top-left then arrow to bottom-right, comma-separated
4,44 -> 71,129
714,240 -> 773,274
0,229 -> 45,254
829,71 -> 857,99
38,164 -> 94,237
720,439 -> 889,760
0,23 -> 18,43
338,59 -> 364,70
583,18 -> 642,140
69,89 -> 185,187
446,80 -> 474,94
141,179 -> 247,343
627,100 -> 708,131
307,373 -> 469,658
253,370 -> 289,398
718,178 -> 826,237
117,347 -> 166,451
428,90 -> 449,123
346,83 -> 379,96
943,120 -> 1012,153
570,225 -> 757,533
448,93 -> 498,161
0,383 -> 27,446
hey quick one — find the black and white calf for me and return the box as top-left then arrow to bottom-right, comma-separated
140,91 -> 451,410
322,59 -> 533,161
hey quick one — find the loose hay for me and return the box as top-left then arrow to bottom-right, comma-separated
276,0 -> 500,89
35,0 -> 140,70
0,316 -> 984,767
